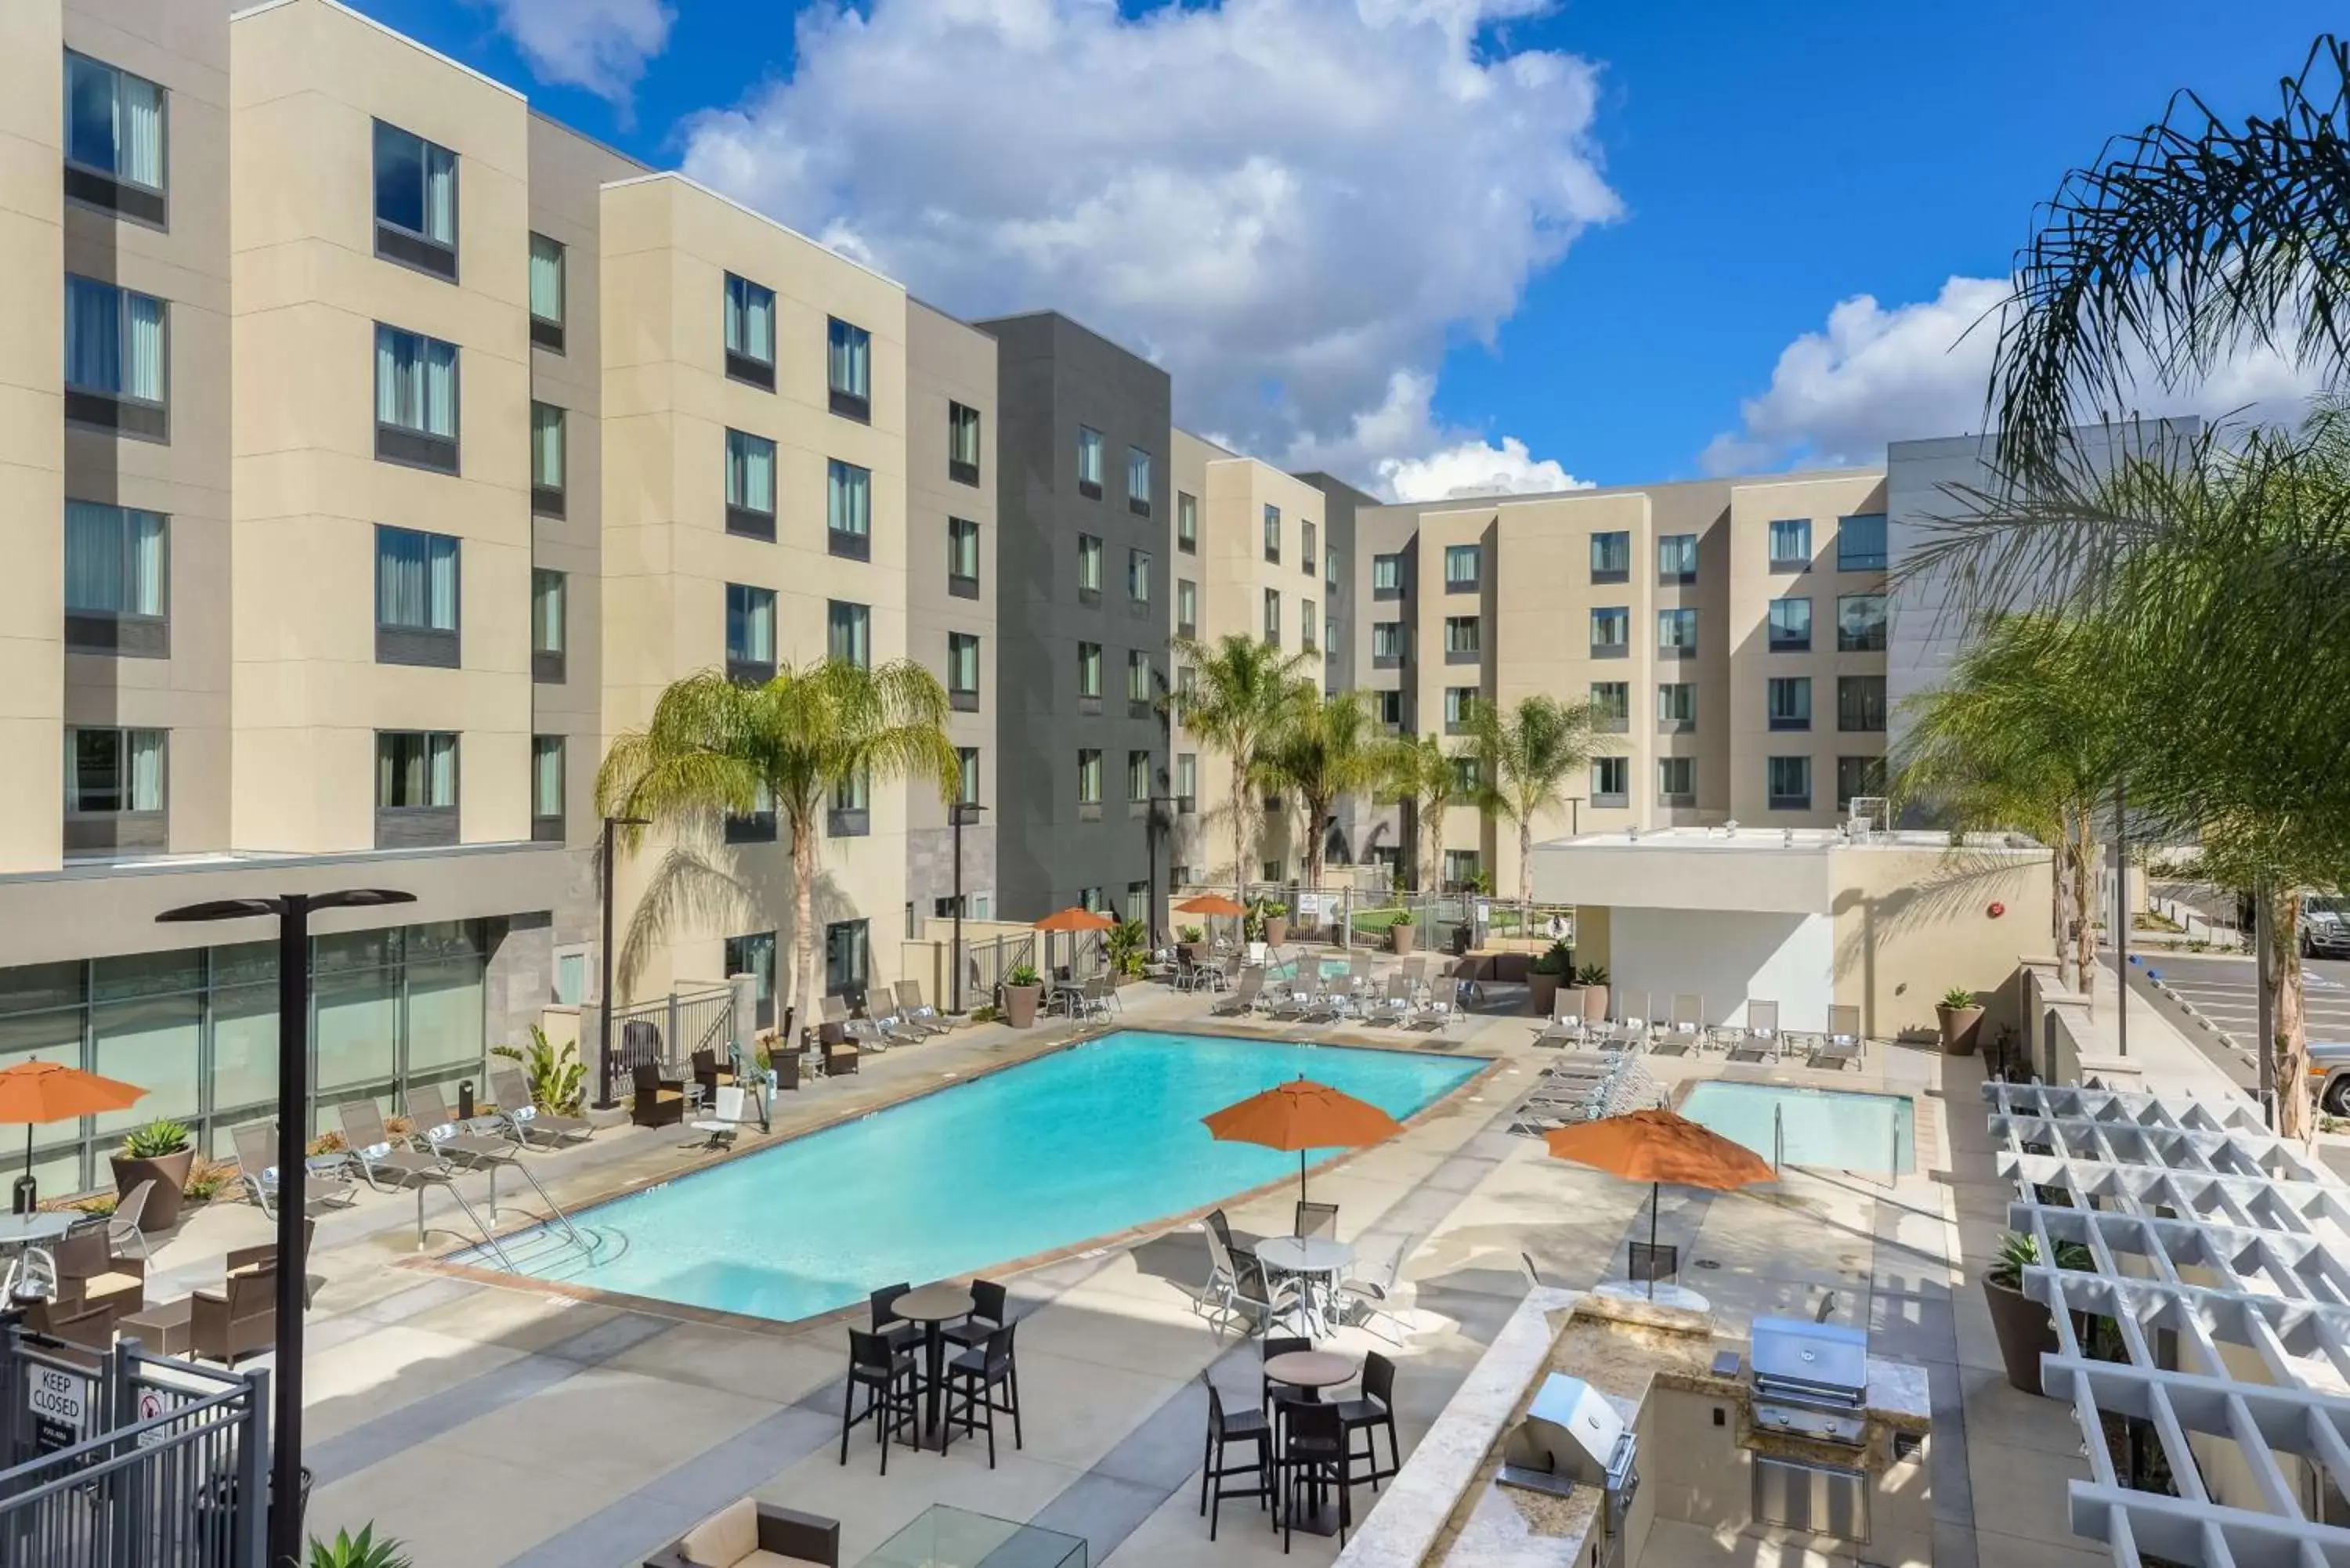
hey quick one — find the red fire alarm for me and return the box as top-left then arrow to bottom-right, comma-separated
1987,901 -> 2006,919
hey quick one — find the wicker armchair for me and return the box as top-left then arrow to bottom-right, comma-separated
642,1501 -> 838,1567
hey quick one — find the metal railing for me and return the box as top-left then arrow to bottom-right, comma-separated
603,981 -> 736,1087
0,1330 -> 269,1567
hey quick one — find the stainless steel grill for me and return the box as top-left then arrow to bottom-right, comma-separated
1499,1374 -> 1640,1566
1749,1317 -> 1869,1447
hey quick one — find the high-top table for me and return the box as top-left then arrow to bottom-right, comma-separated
889,1281 -> 976,1449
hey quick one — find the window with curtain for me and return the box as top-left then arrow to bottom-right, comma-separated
1768,518 -> 1812,568
724,273 -> 776,377
530,403 -> 565,497
949,633 -> 980,697
1658,608 -> 1699,651
827,317 -> 871,416
1177,578 -> 1197,634
824,919 -> 870,995
1657,682 -> 1696,727
1264,589 -> 1282,645
949,402 -> 982,482
1375,688 -> 1401,726
1372,623 -> 1403,659
1838,676 -> 1887,732
1590,607 -> 1628,649
1768,676 -> 1813,730
65,276 -> 166,406
1836,513 -> 1888,572
828,460 -> 871,543
64,52 -> 165,193
375,526 -> 458,632
528,234 -> 566,328
1127,446 -> 1152,507
1767,597 -> 1812,651
949,518 -> 980,587
1837,594 -> 1888,652
1593,756 -> 1628,799
1658,533 -> 1697,580
1076,426 -> 1104,489
1264,505 -> 1282,562
826,601 -> 870,668
1658,756 -> 1696,800
1077,642 -> 1102,698
830,768 -> 869,815
1837,755 -> 1887,810
1302,600 -> 1318,652
65,728 -> 164,815
1176,753 -> 1197,800
1768,755 -> 1813,808
1077,535 -> 1103,594
1177,493 -> 1198,551
725,429 -> 776,529
531,735 -> 564,821
531,569 -> 566,654
1326,544 -> 1339,590
1127,751 -> 1151,802
726,583 -> 776,668
63,502 -> 164,618
1126,548 -> 1150,602
1301,521 -> 1318,575
956,748 -> 980,806
1444,688 -> 1477,728
372,121 -> 457,275
374,324 -> 457,455
1444,616 -> 1479,655
1077,750 -> 1102,804
375,732 -> 457,809
724,932 -> 779,1026
1126,650 -> 1152,702
1589,533 -> 1630,579
1589,682 -> 1628,726
1446,544 -> 1480,587
1442,850 -> 1480,887
1372,555 -> 1402,592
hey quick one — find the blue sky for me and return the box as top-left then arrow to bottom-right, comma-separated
349,0 -> 2341,495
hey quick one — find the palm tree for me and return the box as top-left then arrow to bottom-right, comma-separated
1465,695 -> 1605,905
596,660 -> 960,1026
1381,732 -> 1468,894
1256,691 -> 1384,891
1170,633 -> 1315,885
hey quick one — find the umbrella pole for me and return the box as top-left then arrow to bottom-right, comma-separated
1299,1148 -> 1307,1206
1647,1181 -> 1660,1301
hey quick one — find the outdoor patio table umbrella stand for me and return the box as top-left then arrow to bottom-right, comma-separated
0,1062 -> 148,1212
1033,906 -> 1115,1003
1177,893 -> 1248,955
1202,1078 -> 1403,1204
1542,1107 -> 1774,1299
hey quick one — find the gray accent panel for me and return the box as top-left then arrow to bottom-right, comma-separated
378,626 -> 461,667
725,351 -> 775,391
376,806 -> 459,848
374,222 -> 457,281
532,649 -> 565,684
65,613 -> 168,658
725,504 -> 775,541
66,390 -> 168,443
376,425 -> 458,473
65,165 -> 167,227
63,814 -> 166,857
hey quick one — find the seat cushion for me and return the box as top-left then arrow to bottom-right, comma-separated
679,1498 -> 758,1566
737,1554 -> 829,1567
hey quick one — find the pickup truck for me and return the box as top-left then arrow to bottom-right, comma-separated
2308,1040 -> 2350,1115
2305,894 -> 2350,959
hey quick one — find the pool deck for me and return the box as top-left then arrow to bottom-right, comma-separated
117,970 -> 2094,1566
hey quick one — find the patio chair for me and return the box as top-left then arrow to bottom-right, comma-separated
643,1501 -> 841,1568
406,1084 -> 551,1223
1223,1253 -> 1306,1340
1210,966 -> 1265,1016
1276,1401 -> 1356,1550
689,1085 -> 750,1152
335,1100 -> 467,1248
1294,1200 -> 1339,1240
943,1278 -> 1010,1352
894,980 -> 950,1035
817,1022 -> 860,1076
1729,1001 -> 1781,1064
617,1017 -> 664,1075
1658,994 -> 1705,1054
190,1261 -> 278,1367
230,1122 -> 357,1222
50,1226 -> 143,1322
1532,1004 -> 1585,1049
1336,1350 -> 1402,1489
1198,1219 -> 1242,1324
629,1061 -> 687,1127
1334,1250 -> 1407,1346
1079,974 -> 1121,1017
107,1180 -> 157,1261
841,1328 -> 922,1476
486,1066 -> 595,1149
225,1216 -> 318,1309
1363,974 -> 1414,1026
1409,981 -> 1456,1031
940,1321 -> 1022,1468
1198,1373 -> 1274,1541
690,1048 -> 741,1104
1814,1004 -> 1864,1069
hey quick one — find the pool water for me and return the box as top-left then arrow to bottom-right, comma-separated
479,1030 -> 1484,1321
1676,1081 -> 1915,1174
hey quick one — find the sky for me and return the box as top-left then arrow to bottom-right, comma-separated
347,0 -> 2344,498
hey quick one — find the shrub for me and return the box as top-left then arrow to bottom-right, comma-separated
1987,1230 -> 2090,1289
122,1119 -> 192,1161
1530,941 -> 1573,976
1006,963 -> 1042,988
1574,964 -> 1609,987
182,1157 -> 233,1203
490,1026 -> 586,1116
309,1525 -> 414,1568
1940,985 -> 1979,1011
1177,924 -> 1205,944
1105,917 -> 1149,977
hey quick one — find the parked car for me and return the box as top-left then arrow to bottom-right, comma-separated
2303,894 -> 2350,959
2308,1039 -> 2350,1115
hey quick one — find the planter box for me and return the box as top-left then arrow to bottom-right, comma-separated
1263,917 -> 1289,946
111,1147 -> 193,1231
1938,1003 -> 1986,1056
1528,971 -> 1562,1017
1389,923 -> 1416,956
1003,984 -> 1043,1029
1983,1276 -> 2057,1394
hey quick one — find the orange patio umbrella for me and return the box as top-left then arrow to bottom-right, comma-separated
1544,1108 -> 1774,1298
0,1061 -> 147,1200
1205,1077 -> 1404,1201
1176,894 -> 1247,918
1035,905 -> 1116,979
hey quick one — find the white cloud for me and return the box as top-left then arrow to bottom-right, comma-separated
680,0 -> 1616,486
488,0 -> 673,105
1703,275 -> 2331,475
1285,370 -> 1589,499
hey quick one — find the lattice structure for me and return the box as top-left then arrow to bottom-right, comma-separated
1985,1080 -> 2350,1568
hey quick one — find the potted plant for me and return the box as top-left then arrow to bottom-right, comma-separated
1390,915 -> 1417,956
112,1118 -> 195,1231
309,1524 -> 414,1567
1574,963 -> 1610,1022
1002,963 -> 1044,1028
1983,1231 -> 2086,1393
1528,941 -> 1571,1016
1177,924 -> 1208,966
1261,901 -> 1290,946
1106,917 -> 1148,980
1936,984 -> 1985,1055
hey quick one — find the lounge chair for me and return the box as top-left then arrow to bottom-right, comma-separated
336,1100 -> 466,1249
1363,974 -> 1414,1026
1729,1001 -> 1781,1063
1814,1004 -> 1864,1069
822,994 -> 895,1050
1657,994 -> 1705,1055
1532,1006 -> 1585,1049
1410,978 -> 1456,1031
230,1122 -> 358,1221
643,1501 -> 841,1568
1210,966 -> 1265,1016
486,1065 -> 595,1149
894,980 -> 951,1035
689,1085 -> 750,1151
630,1061 -> 687,1127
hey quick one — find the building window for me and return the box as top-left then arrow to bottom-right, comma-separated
1177,492 -> 1198,553
1768,518 -> 1812,571
1370,555 -> 1405,599
1658,533 -> 1697,583
726,583 -> 776,683
1263,589 -> 1282,647
1589,682 -> 1629,732
1837,593 -> 1888,652
371,120 -> 457,280
724,273 -> 776,388
1127,548 -> 1152,604
1372,622 -> 1405,666
725,781 -> 778,844
374,526 -> 460,668
530,735 -> 565,842
1838,675 -> 1887,732
827,601 -> 870,669
1127,750 -> 1152,803
948,401 -> 982,486
949,518 -> 981,597
1077,425 -> 1104,497
724,932 -> 779,1028
1177,665 -> 1197,703
63,501 -> 166,656
1264,505 -> 1282,563
1767,598 -> 1812,652
830,768 -> 870,836
374,323 -> 457,472
1175,753 -> 1198,806
823,919 -> 870,997
1077,534 -> 1103,597
1079,887 -> 1107,914
1077,750 -> 1103,808
1768,755 -> 1813,811
63,52 -> 166,223
1177,579 -> 1198,638
1837,513 -> 1888,573
827,459 -> 872,560
1077,642 -> 1102,700
826,317 -> 871,421
1295,601 -> 1314,654
1302,520 -> 1318,576
1442,850 -> 1480,890
1444,687 -> 1477,734
530,402 -> 566,516
1837,755 -> 1887,811
1658,756 -> 1695,806
1592,755 -> 1629,806
1126,649 -> 1153,705
948,633 -> 981,710
956,747 -> 981,807
1325,544 -> 1340,591
1590,607 -> 1629,656
1127,446 -> 1152,515
1374,689 -> 1403,728
725,429 -> 776,538
375,731 -> 458,847
1590,532 -> 1630,583
1658,608 -> 1698,656
1325,616 -> 1339,657
531,568 -> 566,682
1445,544 -> 1481,591
1444,616 -> 1480,660
65,727 -> 165,836
1657,682 -> 1696,732
528,233 -> 566,351
1767,676 -> 1813,731
65,276 -> 167,440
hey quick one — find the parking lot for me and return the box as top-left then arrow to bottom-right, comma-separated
2133,950 -> 2350,1083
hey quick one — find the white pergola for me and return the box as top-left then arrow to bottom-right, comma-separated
1986,1080 -> 2350,1568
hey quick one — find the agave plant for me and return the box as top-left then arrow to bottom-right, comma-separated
490,1025 -> 585,1116
309,1525 -> 413,1568
121,1119 -> 191,1161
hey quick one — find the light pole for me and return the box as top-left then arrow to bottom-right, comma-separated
1567,797 -> 1584,836
594,815 -> 649,1108
1144,795 -> 1179,949
157,886 -> 415,1568
951,803 -> 986,1014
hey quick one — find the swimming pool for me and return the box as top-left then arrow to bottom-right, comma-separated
1676,1081 -> 1914,1174
479,1031 -> 1484,1321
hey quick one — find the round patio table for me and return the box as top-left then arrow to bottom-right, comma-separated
1263,1349 -> 1362,1537
891,1281 -> 977,1449
1256,1235 -> 1354,1335
0,1213 -> 73,1249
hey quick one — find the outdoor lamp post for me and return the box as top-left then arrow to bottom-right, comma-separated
1144,794 -> 1179,949
157,886 -> 415,1568
951,802 -> 986,1014
593,815 -> 650,1109
1567,796 -> 1585,836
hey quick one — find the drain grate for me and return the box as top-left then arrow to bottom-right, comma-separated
1694,1258 -> 1722,1270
